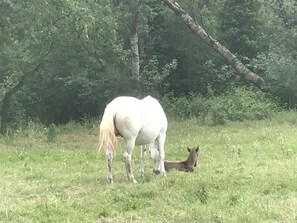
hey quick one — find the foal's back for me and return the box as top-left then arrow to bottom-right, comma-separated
165,146 -> 199,172
164,161 -> 193,172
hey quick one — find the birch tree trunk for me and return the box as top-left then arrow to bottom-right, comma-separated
130,32 -> 140,79
162,0 -> 264,87
130,0 -> 141,80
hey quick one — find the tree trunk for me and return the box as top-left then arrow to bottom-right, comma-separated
0,74 -> 26,133
162,0 -> 264,87
130,0 -> 142,95
130,32 -> 140,79
0,65 -> 44,134
0,40 -> 54,134
130,0 -> 141,80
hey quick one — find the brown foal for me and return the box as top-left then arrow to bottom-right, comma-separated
164,146 -> 200,172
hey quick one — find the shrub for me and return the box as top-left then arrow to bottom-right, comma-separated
162,94 -> 210,120
162,96 -> 189,120
209,97 -> 228,125
223,87 -> 278,121
162,87 -> 278,125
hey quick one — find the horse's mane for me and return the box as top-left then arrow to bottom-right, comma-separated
98,105 -> 118,153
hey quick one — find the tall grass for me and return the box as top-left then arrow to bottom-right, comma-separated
0,112 -> 297,222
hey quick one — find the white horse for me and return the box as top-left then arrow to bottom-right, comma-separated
99,96 -> 168,183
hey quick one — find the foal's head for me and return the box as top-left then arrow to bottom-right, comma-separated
186,146 -> 200,167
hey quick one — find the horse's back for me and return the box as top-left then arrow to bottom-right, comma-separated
141,96 -> 167,131
107,96 -> 143,137
107,96 -> 141,112
109,96 -> 167,145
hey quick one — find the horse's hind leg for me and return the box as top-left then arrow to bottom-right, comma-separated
124,139 -> 137,183
106,146 -> 113,183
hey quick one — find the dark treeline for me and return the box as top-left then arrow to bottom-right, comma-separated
0,0 -> 296,130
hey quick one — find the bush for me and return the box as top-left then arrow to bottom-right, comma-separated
209,97 -> 228,125
223,87 -> 278,121
162,93 -> 210,121
162,87 -> 279,125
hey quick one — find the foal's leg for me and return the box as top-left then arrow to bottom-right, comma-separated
106,146 -> 113,183
124,139 -> 137,183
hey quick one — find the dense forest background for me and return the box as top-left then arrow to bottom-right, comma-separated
0,0 -> 296,131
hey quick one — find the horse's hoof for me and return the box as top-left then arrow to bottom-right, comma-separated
107,178 -> 113,183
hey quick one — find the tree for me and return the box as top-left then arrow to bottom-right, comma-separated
161,0 -> 264,87
0,0 -> 126,131
112,0 -> 176,97
219,0 -> 263,59
130,0 -> 142,80
148,0 -> 237,96
0,1 -> 58,132
259,0 -> 297,107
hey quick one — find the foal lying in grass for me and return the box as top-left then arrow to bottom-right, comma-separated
165,146 -> 200,172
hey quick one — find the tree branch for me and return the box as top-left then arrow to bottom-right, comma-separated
162,0 -> 264,87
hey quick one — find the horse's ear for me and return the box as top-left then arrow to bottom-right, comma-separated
195,146 -> 199,152
187,147 -> 191,152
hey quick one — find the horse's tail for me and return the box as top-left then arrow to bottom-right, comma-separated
98,106 -> 118,154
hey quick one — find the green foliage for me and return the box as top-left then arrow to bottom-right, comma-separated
258,0 -> 297,108
46,124 -> 57,142
1,0 -> 297,128
163,87 -> 278,125
141,57 -> 176,97
0,0 -> 130,124
219,0 -> 263,59
209,97 -> 228,126
162,93 -> 210,121
222,87 -> 278,121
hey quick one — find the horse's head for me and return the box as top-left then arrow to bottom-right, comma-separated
187,146 -> 200,167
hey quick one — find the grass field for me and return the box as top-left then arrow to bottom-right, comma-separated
0,113 -> 297,222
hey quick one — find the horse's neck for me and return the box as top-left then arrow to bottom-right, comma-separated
185,155 -> 195,166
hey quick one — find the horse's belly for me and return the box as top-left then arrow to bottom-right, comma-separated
135,129 -> 159,145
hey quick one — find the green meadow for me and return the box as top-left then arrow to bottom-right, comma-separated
0,113 -> 297,223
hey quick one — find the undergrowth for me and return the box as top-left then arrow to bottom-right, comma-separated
162,87 -> 278,125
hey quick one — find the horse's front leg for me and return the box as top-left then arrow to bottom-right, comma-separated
155,133 -> 166,175
106,146 -> 113,183
140,145 -> 147,175
124,140 -> 137,183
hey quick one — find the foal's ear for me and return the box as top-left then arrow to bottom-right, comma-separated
195,146 -> 199,152
187,147 -> 191,152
